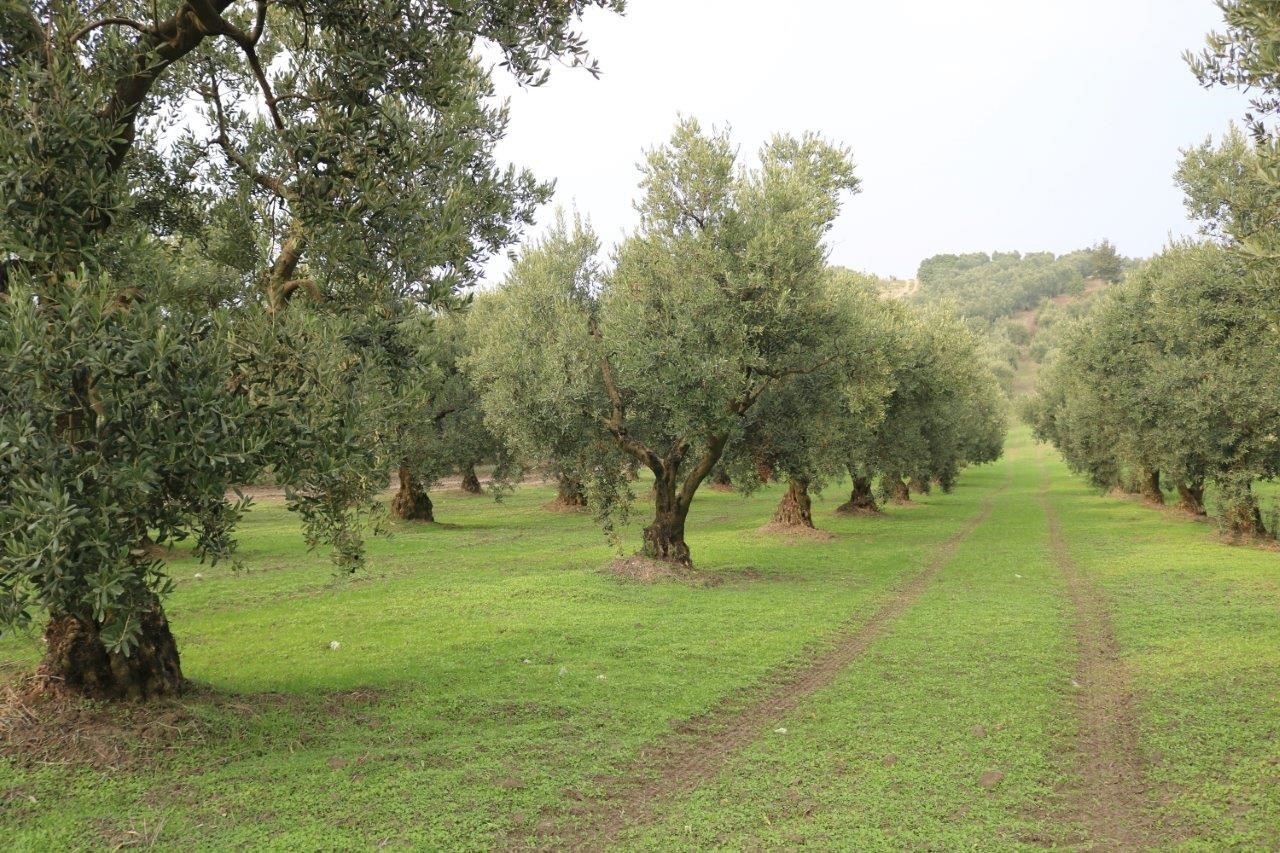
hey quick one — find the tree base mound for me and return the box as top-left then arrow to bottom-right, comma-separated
756,522 -> 834,541
606,556 -> 722,587
835,502 -> 882,517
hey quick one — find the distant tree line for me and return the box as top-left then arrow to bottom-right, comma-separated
912,243 -> 1128,327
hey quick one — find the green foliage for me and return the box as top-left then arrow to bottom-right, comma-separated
722,268 -> 895,494
1029,240 -> 1280,530
0,276 -> 259,653
0,0 -> 622,673
386,308 -> 514,499
464,215 -> 629,526
470,121 -> 863,560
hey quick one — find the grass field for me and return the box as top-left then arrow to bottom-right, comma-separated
2,429 -> 1279,850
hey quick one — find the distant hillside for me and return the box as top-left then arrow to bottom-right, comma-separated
897,244 -> 1131,398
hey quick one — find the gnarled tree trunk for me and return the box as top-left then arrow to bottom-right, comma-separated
1140,467 -> 1163,505
553,473 -> 588,509
909,474 -> 932,496
1220,479 -> 1267,539
837,474 -> 880,515
642,472 -> 692,566
38,602 -> 184,701
392,466 -> 434,521
885,471 -> 911,504
709,468 -> 733,492
1175,479 -> 1206,516
459,464 -> 483,495
772,477 -> 815,528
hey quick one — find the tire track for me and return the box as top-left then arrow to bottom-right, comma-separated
509,474 -> 1010,851
1038,472 -> 1161,849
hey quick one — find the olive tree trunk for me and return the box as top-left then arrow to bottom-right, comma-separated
885,471 -> 911,504
1219,479 -> 1267,538
909,475 -> 932,496
553,473 -> 588,509
460,464 -> 483,495
709,468 -> 733,492
392,466 -> 434,521
1140,467 -> 1163,505
38,602 -> 184,701
1175,479 -> 1206,516
837,474 -> 880,515
772,477 -> 815,528
642,471 -> 692,566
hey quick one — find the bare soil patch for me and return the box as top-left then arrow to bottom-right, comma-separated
756,522 -> 835,541
834,504 -> 882,517
1039,479 -> 1168,849
0,679 -> 386,772
514,477 -> 1008,850
605,556 -> 723,587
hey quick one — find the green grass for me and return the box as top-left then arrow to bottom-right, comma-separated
2,429 -> 1278,849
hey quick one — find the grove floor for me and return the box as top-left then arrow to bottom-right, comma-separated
2,429 -> 1278,850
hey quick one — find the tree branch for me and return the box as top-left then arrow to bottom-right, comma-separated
207,74 -> 293,200
71,17 -> 156,42
677,433 -> 729,511
588,316 -> 661,472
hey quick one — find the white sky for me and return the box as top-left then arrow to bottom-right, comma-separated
488,0 -> 1251,280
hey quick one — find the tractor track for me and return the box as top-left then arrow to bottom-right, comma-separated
508,475 -> 1010,851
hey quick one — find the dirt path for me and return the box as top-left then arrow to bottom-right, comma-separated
512,478 -> 1009,851
1038,474 -> 1160,849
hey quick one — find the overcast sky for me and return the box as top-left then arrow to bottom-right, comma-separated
487,0 -> 1251,280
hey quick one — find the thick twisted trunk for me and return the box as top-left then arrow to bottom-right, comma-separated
392,466 -> 434,521
38,603 -> 184,701
837,474 -> 880,515
885,471 -> 911,504
1220,480 -> 1267,539
1175,480 -> 1206,516
553,473 -> 588,509
642,474 -> 692,566
460,464 -> 483,495
772,478 -> 815,528
1140,467 -> 1163,505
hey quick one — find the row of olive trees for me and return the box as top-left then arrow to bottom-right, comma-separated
1026,130 -> 1280,536
1026,239 -> 1280,535
463,121 -> 1006,566
0,0 -> 621,700
1027,4 -> 1280,540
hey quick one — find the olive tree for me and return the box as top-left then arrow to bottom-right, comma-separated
1031,241 -> 1280,535
471,121 -> 861,564
464,217 -> 621,513
0,0 -> 620,699
837,302 -> 1005,512
386,310 -> 513,523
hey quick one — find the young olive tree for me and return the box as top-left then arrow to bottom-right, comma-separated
0,0 -> 620,699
